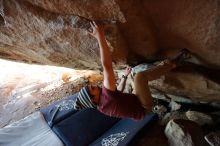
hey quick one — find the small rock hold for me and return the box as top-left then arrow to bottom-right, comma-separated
0,0 -> 5,26
169,100 -> 181,111
0,14 -> 5,26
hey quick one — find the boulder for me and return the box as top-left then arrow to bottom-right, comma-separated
1,0 -> 220,103
165,119 -> 207,146
149,64 -> 220,103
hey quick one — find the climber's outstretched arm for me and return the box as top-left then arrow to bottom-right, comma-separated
88,21 -> 116,91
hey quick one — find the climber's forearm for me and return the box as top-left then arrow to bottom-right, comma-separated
117,77 -> 127,92
97,33 -> 113,69
88,21 -> 116,90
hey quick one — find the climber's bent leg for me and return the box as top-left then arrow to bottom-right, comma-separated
134,60 -> 175,112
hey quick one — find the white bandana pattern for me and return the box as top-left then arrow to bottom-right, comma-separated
55,100 -> 75,111
101,132 -> 129,146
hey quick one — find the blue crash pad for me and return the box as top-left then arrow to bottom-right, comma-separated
40,93 -> 78,127
52,108 -> 157,146
90,113 -> 157,146
52,108 -> 119,146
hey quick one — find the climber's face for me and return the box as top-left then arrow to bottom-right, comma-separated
88,85 -> 101,105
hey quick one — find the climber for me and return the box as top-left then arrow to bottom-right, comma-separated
73,21 -> 189,120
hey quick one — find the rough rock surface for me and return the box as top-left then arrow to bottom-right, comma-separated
165,119 -> 208,146
0,0 -> 127,69
186,111 -> 213,126
160,112 -> 188,126
149,64 -> 220,103
0,0 -> 220,103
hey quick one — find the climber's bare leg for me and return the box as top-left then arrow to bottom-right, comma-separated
134,49 -> 189,112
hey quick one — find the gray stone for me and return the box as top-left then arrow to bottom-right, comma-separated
160,111 -> 187,126
165,119 -> 207,146
186,111 -> 213,126
169,100 -> 181,111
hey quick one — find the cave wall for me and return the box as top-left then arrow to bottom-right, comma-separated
0,0 -> 220,102
0,0 -> 127,69
142,0 -> 220,68
1,0 -> 220,68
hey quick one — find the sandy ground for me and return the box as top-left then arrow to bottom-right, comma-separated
0,59 -> 103,127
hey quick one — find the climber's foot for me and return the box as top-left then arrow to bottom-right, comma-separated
170,48 -> 190,66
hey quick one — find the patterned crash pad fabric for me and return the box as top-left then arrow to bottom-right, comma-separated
40,93 -> 78,127
0,111 -> 64,146
52,108 -> 119,146
90,113 -> 157,146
